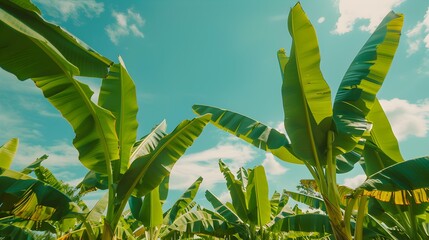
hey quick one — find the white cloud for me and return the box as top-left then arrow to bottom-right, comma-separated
333,0 -> 404,35
11,141 -> 80,169
218,191 -> 232,203
105,9 -> 145,45
318,17 -> 326,24
34,0 -> 104,21
169,142 -> 257,190
262,153 -> 288,175
343,174 -> 366,189
406,7 -> 429,56
379,98 -> 429,141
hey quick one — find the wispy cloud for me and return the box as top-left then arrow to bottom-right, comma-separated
342,174 -> 366,189
318,17 -> 326,24
105,9 -> 145,45
11,141 -> 80,169
379,98 -> 429,141
262,153 -> 288,175
406,7 -> 429,56
332,0 -> 404,34
169,142 -> 257,190
34,0 -> 104,21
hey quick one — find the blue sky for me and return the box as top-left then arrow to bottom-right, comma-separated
1,0 -> 429,207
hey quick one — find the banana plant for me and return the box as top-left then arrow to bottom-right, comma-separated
200,160 -> 333,239
127,176 -> 204,239
193,3 -> 404,239
0,1 -> 210,239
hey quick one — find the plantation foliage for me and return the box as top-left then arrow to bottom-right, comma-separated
1,1 -> 429,239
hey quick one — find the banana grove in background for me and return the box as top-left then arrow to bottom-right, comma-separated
0,1 -> 428,239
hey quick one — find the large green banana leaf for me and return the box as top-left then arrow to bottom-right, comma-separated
164,176 -> 203,225
1,0 -> 119,174
0,168 -> 79,221
246,166 -> 270,227
366,98 -> 404,162
99,56 -> 138,175
192,105 -> 302,164
332,12 -> 403,157
116,115 -> 210,203
0,138 -> 18,169
205,190 -> 242,224
360,156 -> 429,205
218,160 -> 248,222
0,0 -> 112,79
281,3 -> 332,166
77,120 -> 167,194
140,186 -> 163,228
33,74 -> 119,174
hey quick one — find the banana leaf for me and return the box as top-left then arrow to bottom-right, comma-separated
281,3 -> 332,166
218,160 -> 248,222
0,223 -> 34,240
192,105 -> 302,164
205,190 -> 242,224
246,166 -> 270,227
130,120 -> 167,163
285,190 -> 326,211
271,213 -> 332,236
116,114 -> 210,202
0,138 -> 18,169
360,156 -> 429,205
164,176 -> 203,225
0,0 -> 112,80
333,12 -> 403,156
98,56 -> 138,175
0,168 -> 79,221
20,155 -> 48,175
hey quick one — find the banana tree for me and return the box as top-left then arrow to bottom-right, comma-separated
193,3 -> 404,239
201,160 -> 333,239
0,1 -> 210,238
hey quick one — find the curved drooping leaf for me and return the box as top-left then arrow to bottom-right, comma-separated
99,56 -> 138,174
218,160 -> 248,222
333,12 -> 404,156
285,190 -> 326,211
33,74 -> 119,174
165,176 -> 203,225
246,166 -> 270,227
0,138 -> 18,169
116,115 -> 210,202
192,105 -> 302,164
281,3 -> 332,166
271,213 -> 333,236
0,168 -> 78,221
0,0 -> 112,80
367,98 -> 404,162
130,120 -> 167,163
360,156 -> 429,205
205,190 -> 242,224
